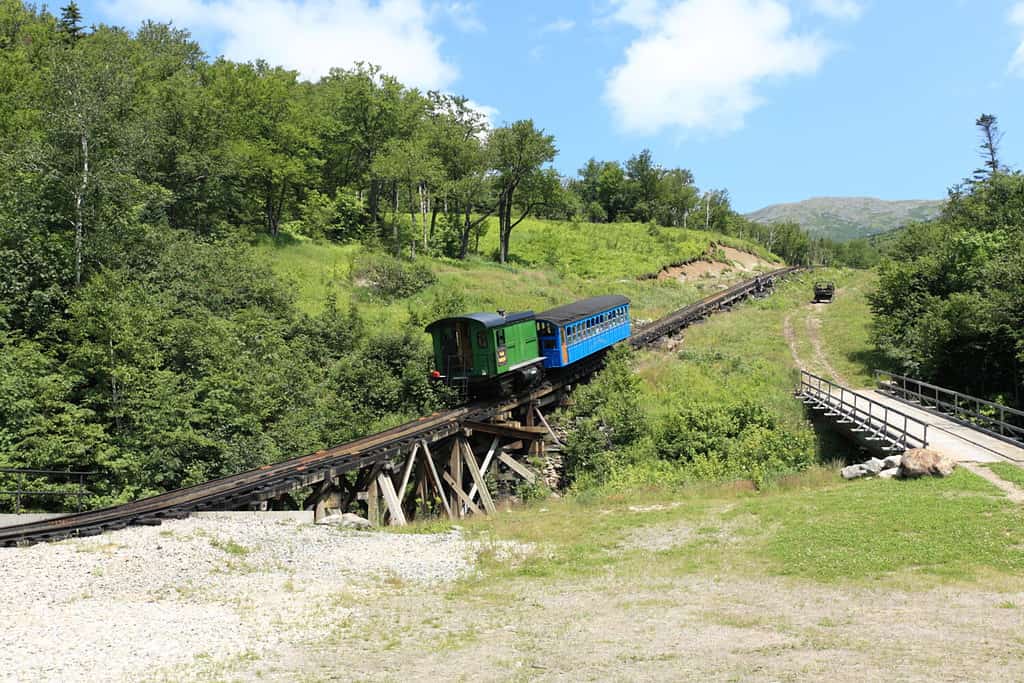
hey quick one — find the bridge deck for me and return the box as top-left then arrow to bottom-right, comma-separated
799,368 -> 1024,465
862,389 -> 1024,464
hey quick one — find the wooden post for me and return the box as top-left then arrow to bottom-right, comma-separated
443,471 -> 482,515
397,443 -> 419,501
533,405 -> 563,446
420,440 -> 453,519
377,473 -> 407,526
449,439 -> 464,518
461,439 -> 496,515
467,437 -> 500,503
497,451 -> 538,484
367,477 -> 380,526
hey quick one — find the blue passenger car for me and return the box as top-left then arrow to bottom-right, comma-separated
535,295 -> 631,369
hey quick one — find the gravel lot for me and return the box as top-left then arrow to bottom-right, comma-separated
0,515 -> 483,682
7,509 -> 1024,682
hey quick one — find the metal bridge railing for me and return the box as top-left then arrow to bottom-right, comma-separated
799,370 -> 929,451
0,468 -> 94,514
874,370 -> 1024,447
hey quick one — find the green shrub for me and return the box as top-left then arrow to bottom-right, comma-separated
569,346 -> 646,446
350,251 -> 436,299
288,190 -> 370,242
562,417 -> 615,486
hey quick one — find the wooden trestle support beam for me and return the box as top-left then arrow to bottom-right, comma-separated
303,402 -> 564,525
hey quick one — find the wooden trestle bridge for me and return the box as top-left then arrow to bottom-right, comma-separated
0,267 -> 801,546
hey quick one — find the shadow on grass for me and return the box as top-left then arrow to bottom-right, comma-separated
847,347 -> 894,381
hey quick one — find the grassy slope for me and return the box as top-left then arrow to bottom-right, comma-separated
776,268 -> 885,388
635,268 -> 873,432
411,265 -> 1024,586
254,218 -> 777,330
263,225 -> 1024,590
444,467 -> 1024,586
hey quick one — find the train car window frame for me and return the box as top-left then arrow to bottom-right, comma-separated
477,331 -> 488,348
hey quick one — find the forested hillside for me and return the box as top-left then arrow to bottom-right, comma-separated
0,1 -> 781,504
870,170 -> 1024,407
746,197 -> 944,242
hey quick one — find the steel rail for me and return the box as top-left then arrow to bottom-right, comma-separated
0,266 -> 800,546
629,266 -> 801,346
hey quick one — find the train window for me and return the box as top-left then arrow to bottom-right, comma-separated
543,339 -> 555,350
477,331 -> 488,348
497,329 -> 506,345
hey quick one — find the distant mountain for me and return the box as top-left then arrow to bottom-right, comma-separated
744,197 -> 945,242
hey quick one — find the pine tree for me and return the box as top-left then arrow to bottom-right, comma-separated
58,2 -> 84,43
973,113 -> 1003,181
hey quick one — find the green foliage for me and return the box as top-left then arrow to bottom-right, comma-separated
477,217 -> 772,279
0,230 -> 441,507
870,171 -> 1024,405
651,402 -> 814,487
287,190 -> 368,241
350,251 -> 436,299
562,347 -> 646,486
0,1 -> 814,510
759,470 -> 1024,581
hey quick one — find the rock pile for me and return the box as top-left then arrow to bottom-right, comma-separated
841,454 -> 902,480
317,511 -> 372,528
841,449 -> 957,481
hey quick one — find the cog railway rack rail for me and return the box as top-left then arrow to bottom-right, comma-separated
0,266 -> 800,547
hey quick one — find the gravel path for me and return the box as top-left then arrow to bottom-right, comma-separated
0,515 -> 484,682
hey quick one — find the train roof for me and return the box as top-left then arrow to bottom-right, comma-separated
536,295 -> 630,327
425,310 -> 535,333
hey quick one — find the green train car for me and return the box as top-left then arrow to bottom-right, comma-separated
426,296 -> 633,398
426,310 -> 543,396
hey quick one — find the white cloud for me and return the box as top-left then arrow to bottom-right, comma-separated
608,0 -> 660,29
604,0 -> 830,135
443,1 -> 484,33
541,18 -> 576,33
1010,2 -> 1024,75
101,0 -> 458,88
808,0 -> 863,21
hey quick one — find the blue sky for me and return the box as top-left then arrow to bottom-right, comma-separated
80,0 -> 1024,212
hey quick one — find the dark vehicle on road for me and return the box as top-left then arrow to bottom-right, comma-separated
813,281 -> 835,303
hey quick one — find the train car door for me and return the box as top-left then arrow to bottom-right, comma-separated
454,321 -> 472,370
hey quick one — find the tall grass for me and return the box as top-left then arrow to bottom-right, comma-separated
251,220 -> 775,332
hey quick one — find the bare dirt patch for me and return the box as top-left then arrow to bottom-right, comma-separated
291,564 -> 1024,683
784,297 -> 848,384
657,259 -> 733,281
721,245 -> 767,271
655,246 -> 772,283
13,509 -> 1024,681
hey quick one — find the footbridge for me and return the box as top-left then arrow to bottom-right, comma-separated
0,267 -> 801,546
798,369 -> 1024,465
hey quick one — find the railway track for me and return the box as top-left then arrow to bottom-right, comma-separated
0,265 -> 800,546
